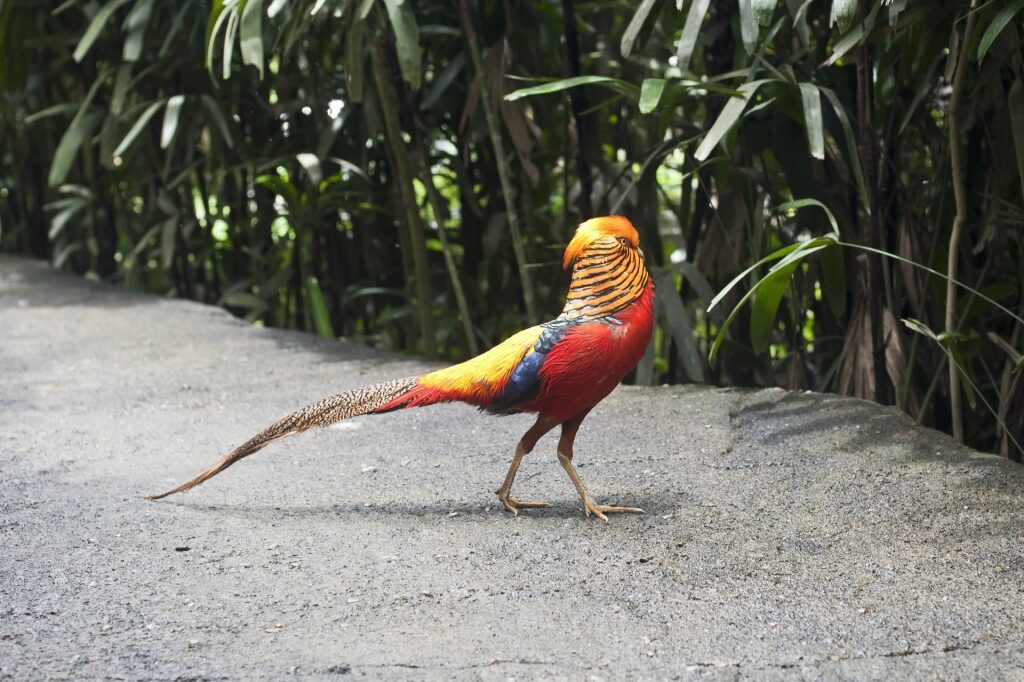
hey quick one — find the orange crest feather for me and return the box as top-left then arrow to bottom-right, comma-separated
562,216 -> 641,269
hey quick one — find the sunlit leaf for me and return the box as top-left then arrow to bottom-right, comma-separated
240,0 -> 264,78
798,82 -> 824,160
752,0 -> 776,26
160,95 -> 184,149
830,0 -> 856,33
694,79 -> 769,161
113,99 -> 165,158
73,0 -> 134,62
621,0 -> 657,58
639,78 -> 666,114
122,0 -> 155,62
738,0 -> 757,54
505,76 -> 639,101
676,0 -> 710,71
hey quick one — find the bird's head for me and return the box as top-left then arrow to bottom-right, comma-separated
562,215 -> 643,270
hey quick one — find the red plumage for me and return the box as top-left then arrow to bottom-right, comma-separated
528,280 -> 654,423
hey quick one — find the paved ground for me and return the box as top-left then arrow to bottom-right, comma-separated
1,255 -> 1023,681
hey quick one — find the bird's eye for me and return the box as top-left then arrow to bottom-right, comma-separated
617,237 -> 630,246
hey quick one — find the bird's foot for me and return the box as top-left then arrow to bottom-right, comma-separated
495,490 -> 552,516
582,497 -> 644,522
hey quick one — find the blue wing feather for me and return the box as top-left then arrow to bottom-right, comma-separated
487,320 -> 573,413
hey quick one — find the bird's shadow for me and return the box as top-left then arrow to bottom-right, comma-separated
151,493 -> 675,522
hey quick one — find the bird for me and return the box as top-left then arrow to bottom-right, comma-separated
147,215 -> 655,521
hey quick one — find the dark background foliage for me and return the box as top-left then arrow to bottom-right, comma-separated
1,0 -> 1022,459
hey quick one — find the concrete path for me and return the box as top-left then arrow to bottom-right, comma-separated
2,255 -> 1023,680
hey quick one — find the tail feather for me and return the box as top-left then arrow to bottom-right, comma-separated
146,376 -> 420,500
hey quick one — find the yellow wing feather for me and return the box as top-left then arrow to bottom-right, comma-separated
417,325 -> 544,404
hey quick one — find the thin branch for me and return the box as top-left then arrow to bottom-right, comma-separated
945,0 -> 980,442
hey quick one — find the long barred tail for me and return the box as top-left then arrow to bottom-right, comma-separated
146,376 -> 421,500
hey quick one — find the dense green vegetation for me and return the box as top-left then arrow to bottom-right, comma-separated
1,0 -> 1022,459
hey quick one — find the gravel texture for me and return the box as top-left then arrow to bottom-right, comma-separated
2,255 -> 1023,680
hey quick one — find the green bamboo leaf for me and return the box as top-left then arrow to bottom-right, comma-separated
822,22 -> 864,66
738,0 -> 758,54
818,87 -> 869,211
653,269 -> 703,382
672,259 -> 722,323
25,103 -> 81,124
346,16 -> 365,103
113,99 -> 165,158
977,0 -> 1024,63
676,0 -> 711,71
694,79 -> 769,161
72,0 -> 134,62
222,7 -> 240,80
305,276 -> 336,338
122,0 -> 155,62
223,290 -> 269,313
48,111 -> 103,187
785,0 -> 811,47
201,95 -> 235,148
159,217 -> 177,269
296,153 -> 322,185
1009,77 -> 1024,203
777,199 -> 839,236
903,319 -> 977,409
798,82 -> 824,160
421,52 -> 465,110
267,0 -> 288,18
240,0 -> 264,78
709,237 -> 837,364
830,0 -> 857,32
382,0 -> 421,90
205,0 -> 230,79
750,261 -> 798,354
887,0 -> 907,24
161,95 -> 185,149
505,76 -> 638,101
621,0 -> 658,58
820,243 -> 846,319
752,0 -> 776,25
639,78 -> 667,114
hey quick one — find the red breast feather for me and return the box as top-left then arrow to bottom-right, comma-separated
529,281 -> 654,423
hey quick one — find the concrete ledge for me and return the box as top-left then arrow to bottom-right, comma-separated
2,255 -> 1023,679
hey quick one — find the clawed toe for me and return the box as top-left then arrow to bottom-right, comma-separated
583,498 -> 644,522
496,492 -> 552,516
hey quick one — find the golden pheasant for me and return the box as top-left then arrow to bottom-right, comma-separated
148,216 -> 655,520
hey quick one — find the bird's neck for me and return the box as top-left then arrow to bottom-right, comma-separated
560,248 -> 650,322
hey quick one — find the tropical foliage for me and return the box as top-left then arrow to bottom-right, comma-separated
1,0 -> 1022,459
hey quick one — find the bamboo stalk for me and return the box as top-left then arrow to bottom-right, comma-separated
457,0 -> 539,324
367,30 -> 438,360
945,0 -> 980,443
854,7 -> 889,406
414,141 -> 481,356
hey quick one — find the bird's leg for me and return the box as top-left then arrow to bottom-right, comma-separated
495,416 -> 557,515
556,412 -> 644,522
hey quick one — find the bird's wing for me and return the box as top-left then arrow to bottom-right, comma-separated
415,324 -> 547,408
486,320 -> 573,413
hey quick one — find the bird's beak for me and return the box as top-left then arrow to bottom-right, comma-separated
638,248 -> 645,260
